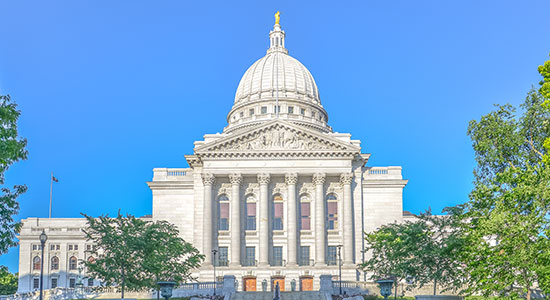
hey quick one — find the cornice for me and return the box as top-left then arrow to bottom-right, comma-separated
147,181 -> 195,190
362,179 -> 409,188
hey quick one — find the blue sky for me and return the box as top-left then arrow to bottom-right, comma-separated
1,1 -> 549,272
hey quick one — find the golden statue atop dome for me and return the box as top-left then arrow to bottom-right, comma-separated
275,11 -> 280,25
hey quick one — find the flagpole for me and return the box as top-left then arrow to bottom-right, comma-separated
49,172 -> 53,218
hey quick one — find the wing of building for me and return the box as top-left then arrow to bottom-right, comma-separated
17,19 -> 408,293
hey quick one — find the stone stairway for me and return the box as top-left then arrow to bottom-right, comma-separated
231,291 -> 327,300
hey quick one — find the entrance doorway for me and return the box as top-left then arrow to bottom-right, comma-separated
243,277 -> 256,291
271,276 -> 285,291
300,276 -> 313,291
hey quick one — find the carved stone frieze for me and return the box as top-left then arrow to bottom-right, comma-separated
272,183 -> 287,196
326,182 -> 343,194
201,173 -> 215,185
257,173 -> 271,184
285,173 -> 298,185
312,173 -> 326,185
245,183 -> 259,195
299,183 -> 314,195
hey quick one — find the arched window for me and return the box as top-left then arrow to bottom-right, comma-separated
87,256 -> 95,263
300,195 -> 311,230
272,194 -> 284,230
245,195 -> 256,231
326,194 -> 338,230
51,256 -> 59,270
218,195 -> 230,231
32,256 -> 41,270
69,256 -> 78,270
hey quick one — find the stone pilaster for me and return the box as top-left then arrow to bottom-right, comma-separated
313,172 -> 326,265
201,173 -> 215,265
257,173 -> 271,266
285,173 -> 298,266
229,173 -> 242,266
340,172 -> 354,264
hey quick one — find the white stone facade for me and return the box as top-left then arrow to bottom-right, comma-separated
17,19 -> 408,293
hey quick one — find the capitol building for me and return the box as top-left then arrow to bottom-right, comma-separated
17,17 -> 409,293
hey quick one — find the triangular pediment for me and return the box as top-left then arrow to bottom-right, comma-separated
195,120 -> 360,158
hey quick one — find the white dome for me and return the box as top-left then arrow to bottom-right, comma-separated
234,52 -> 320,105
225,23 -> 330,133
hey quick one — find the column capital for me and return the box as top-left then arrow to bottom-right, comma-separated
339,172 -> 353,185
285,173 -> 298,185
312,172 -> 326,185
257,173 -> 271,184
202,173 -> 215,185
229,173 -> 243,185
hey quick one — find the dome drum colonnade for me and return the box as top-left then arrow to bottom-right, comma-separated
200,172 -> 356,267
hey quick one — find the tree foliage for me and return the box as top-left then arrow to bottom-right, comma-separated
360,209 -> 464,297
82,212 -> 203,298
0,265 -> 18,295
461,54 -> 550,300
0,94 -> 28,255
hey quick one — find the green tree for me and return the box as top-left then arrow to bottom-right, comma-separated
360,219 -> 430,299
360,209 -> 464,298
0,94 -> 28,255
0,265 -> 18,295
462,55 -> 550,300
82,212 -> 203,298
140,221 -> 204,298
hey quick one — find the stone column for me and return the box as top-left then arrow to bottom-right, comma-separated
313,172 -> 326,265
340,172 -> 354,264
285,173 -> 298,266
229,173 -> 242,266
258,173 -> 270,266
202,173 -> 215,265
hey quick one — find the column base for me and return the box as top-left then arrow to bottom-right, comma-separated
229,262 -> 241,267
258,262 -> 269,267
286,262 -> 298,267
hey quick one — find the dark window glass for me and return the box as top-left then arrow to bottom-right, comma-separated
33,278 -> 39,289
217,247 -> 228,266
244,247 -> 255,266
33,256 -> 41,270
249,108 -> 255,116
299,246 -> 310,266
51,278 -> 58,289
261,106 -> 267,114
51,256 -> 59,270
69,278 -> 76,288
88,278 -> 94,286
300,108 -> 305,115
246,202 -> 256,230
288,106 -> 294,114
272,246 -> 283,266
69,256 -> 77,270
327,246 -> 338,265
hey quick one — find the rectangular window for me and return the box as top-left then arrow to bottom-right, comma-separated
300,108 -> 305,115
86,244 -> 92,251
249,108 -> 255,116
261,106 -> 267,114
272,246 -> 283,266
299,246 -> 310,266
32,244 -> 41,251
87,278 -> 94,287
288,106 -> 294,114
50,244 -> 60,251
219,202 -> 229,231
246,203 -> 256,230
217,247 -> 228,266
275,105 -> 281,113
239,111 -> 244,118
244,247 -> 255,266
327,202 -> 338,230
327,246 -> 338,265
273,202 -> 284,230
300,202 -> 311,230
33,278 -> 39,289
51,278 -> 58,289
68,245 -> 73,251
69,278 -> 76,288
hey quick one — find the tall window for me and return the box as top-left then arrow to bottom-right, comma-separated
33,278 -> 39,289
217,247 -> 228,266
326,194 -> 338,230
51,256 -> 59,270
51,278 -> 58,289
299,246 -> 310,266
300,108 -> 305,115
87,278 -> 94,286
300,195 -> 311,230
272,195 -> 284,230
249,108 -> 255,116
272,246 -> 283,266
69,256 -> 78,270
32,256 -> 41,270
244,247 -> 255,266
261,106 -> 267,114
288,106 -> 294,114
218,195 -> 229,231
327,246 -> 338,265
275,105 -> 281,114
69,278 -> 76,288
246,196 -> 256,230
